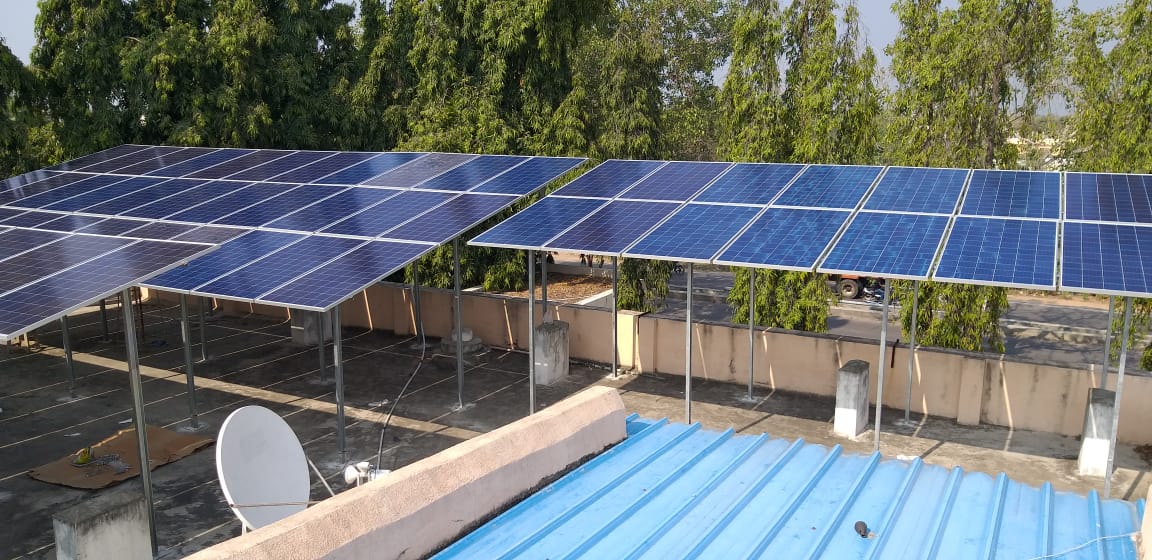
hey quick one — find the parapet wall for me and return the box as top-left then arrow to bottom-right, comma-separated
149,283 -> 1152,445
184,386 -> 627,560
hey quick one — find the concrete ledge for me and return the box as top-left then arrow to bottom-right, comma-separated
186,386 -> 627,560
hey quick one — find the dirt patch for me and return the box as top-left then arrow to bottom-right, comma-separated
1136,444 -> 1152,465
497,273 -> 612,303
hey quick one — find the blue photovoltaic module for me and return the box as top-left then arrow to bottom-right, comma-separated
934,217 -> 1057,288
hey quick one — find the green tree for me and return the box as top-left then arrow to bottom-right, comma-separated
0,38 -> 53,176
885,0 -> 1055,353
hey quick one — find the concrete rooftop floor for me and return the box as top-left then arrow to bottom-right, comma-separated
1,299 -> 1150,559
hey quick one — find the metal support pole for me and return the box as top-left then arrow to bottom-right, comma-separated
748,270 -> 756,400
1104,297 -> 1133,498
874,279 -> 891,452
61,316 -> 75,396
527,250 -> 536,415
122,289 -> 157,555
99,299 -> 110,341
612,257 -> 619,377
179,295 -> 199,429
1101,296 -> 1115,389
412,263 -> 423,340
454,238 -> 464,410
685,263 -> 694,423
903,281 -> 920,423
541,254 -> 548,318
333,306 -> 346,461
198,297 -> 207,363
135,288 -> 146,343
317,311 -> 327,383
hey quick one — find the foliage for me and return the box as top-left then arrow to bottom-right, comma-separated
729,268 -> 831,332
0,37 -> 49,176
617,258 -> 674,313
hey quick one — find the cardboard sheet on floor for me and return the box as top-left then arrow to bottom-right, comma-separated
28,425 -> 213,490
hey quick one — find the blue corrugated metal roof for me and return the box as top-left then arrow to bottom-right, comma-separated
434,415 -> 1146,560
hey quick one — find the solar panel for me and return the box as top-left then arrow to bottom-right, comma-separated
544,200 -> 679,254
47,144 -> 149,171
74,146 -> 184,173
109,147 -> 218,175
0,239 -> 215,341
312,153 -> 422,185
933,217 -> 1057,288
165,182 -> 296,223
383,193 -> 518,243
212,185 -> 346,228
145,148 -> 254,177
221,151 -> 334,181
773,165 -> 883,209
363,153 -> 476,187
418,155 -> 528,191
75,217 -> 153,236
0,207 -> 23,221
864,167 -> 969,214
470,197 -> 607,249
1065,173 -> 1152,223
144,230 -> 305,291
259,241 -> 433,310
624,204 -> 760,262
1,170 -> 60,192
470,157 -> 585,195
121,180 -> 248,220
619,162 -> 731,202
34,214 -> 108,233
0,234 -> 133,294
960,170 -> 1060,219
263,187 -> 402,232
818,211 -> 950,279
1060,221 -> 1152,297
123,221 -> 199,240
194,235 -> 364,300
40,176 -> 167,212
183,149 -> 296,179
79,178 -> 210,215
693,163 -> 805,205
0,173 -> 94,203
5,174 -> 133,209
552,160 -> 664,198
0,228 -> 67,260
172,226 -> 248,244
322,191 -> 455,237
268,152 -> 376,183
715,208 -> 852,270
0,210 -> 68,228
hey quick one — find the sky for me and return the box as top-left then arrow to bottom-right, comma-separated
0,0 -> 1121,68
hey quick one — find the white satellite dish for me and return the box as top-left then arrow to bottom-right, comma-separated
216,406 -> 311,531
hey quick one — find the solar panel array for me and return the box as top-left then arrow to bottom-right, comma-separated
474,160 -> 1152,295
0,145 -> 585,318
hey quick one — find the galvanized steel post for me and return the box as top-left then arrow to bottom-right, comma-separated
874,278 -> 891,452
527,250 -> 536,414
179,295 -> 199,429
1101,296 -> 1114,389
903,281 -> 920,423
333,305 -> 346,461
612,257 -> 618,378
121,289 -> 157,555
61,315 -> 75,396
454,238 -> 464,409
748,270 -> 755,400
1104,297 -> 1132,498
685,263 -> 694,423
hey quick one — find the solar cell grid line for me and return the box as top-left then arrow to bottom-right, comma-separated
34,214 -> 109,233
417,155 -> 529,191
79,177 -> 210,215
0,228 -> 68,260
108,147 -> 219,175
2,174 -> 135,208
552,159 -> 666,198
144,148 -> 254,177
959,169 -> 1061,220
122,221 -> 199,240
0,210 -> 70,228
618,161 -> 733,203
382,193 -> 520,244
220,151 -> 335,182
119,180 -> 252,220
211,184 -> 348,228
321,190 -> 456,237
1060,221 -> 1152,297
313,152 -> 425,185
692,163 -> 807,205
470,156 -> 586,195
183,149 -> 298,180
262,187 -> 404,232
362,152 -> 477,187
164,182 -> 299,224
1065,172 -> 1152,223
40,176 -> 167,212
0,239 -> 217,341
267,151 -> 378,183
622,204 -> 761,263
171,226 -> 249,244
258,240 -> 435,311
772,164 -> 885,209
74,145 -> 186,173
0,234 -> 134,295
863,166 -> 971,214
1,170 -> 59,192
193,235 -> 366,300
46,144 -> 149,171
713,208 -> 853,270
0,173 -> 98,203
143,230 -> 306,291
817,211 -> 951,280
932,217 -> 1058,289
75,217 -> 156,237
469,196 -> 609,250
542,200 -> 680,255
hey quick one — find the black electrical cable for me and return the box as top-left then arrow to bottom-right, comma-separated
374,320 -> 427,472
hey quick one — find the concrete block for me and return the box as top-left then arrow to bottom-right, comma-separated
53,482 -> 151,560
834,360 -> 870,438
1077,388 -> 1116,477
290,310 -> 334,346
533,320 -> 570,385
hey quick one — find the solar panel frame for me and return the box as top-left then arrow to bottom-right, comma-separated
191,235 -> 366,302
862,166 -> 971,214
362,152 -> 477,188
0,173 -> 98,203
541,200 -> 680,256
469,157 -> 586,195
0,227 -> 68,261
1065,172 -> 1152,224
76,178 -> 212,215
417,155 -> 529,192
39,176 -> 168,212
182,149 -> 297,179
617,161 -> 733,203
119,180 -> 253,220
310,153 -> 424,185
1,170 -> 61,192
210,184 -> 348,228
469,196 -> 610,251
0,234 -> 135,296
956,170 -> 1062,220
1059,220 -> 1152,298
142,230 -> 307,292
219,151 -> 335,182
551,160 -> 666,199
163,182 -> 299,224
692,163 -> 807,205
109,147 -> 218,175
144,148 -> 255,177
380,193 -> 518,244
73,146 -> 185,173
932,216 -> 1059,289
713,208 -> 854,271
0,210 -> 70,228
817,211 -> 951,280
46,144 -> 150,172
321,190 -> 457,238
772,164 -> 885,210
622,203 -> 762,263
261,187 -> 405,233
4,174 -> 137,209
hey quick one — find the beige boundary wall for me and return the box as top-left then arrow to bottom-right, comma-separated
152,283 -> 1152,445
185,386 -> 627,560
